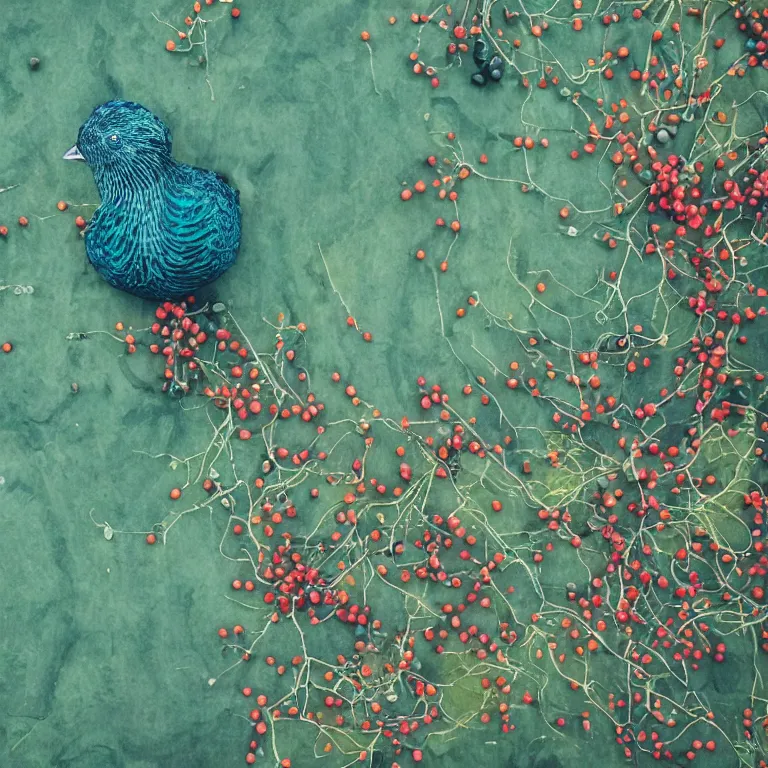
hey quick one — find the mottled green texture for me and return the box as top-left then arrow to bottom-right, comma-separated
1,1 -> 766,767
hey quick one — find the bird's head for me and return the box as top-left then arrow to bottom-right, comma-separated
64,100 -> 172,170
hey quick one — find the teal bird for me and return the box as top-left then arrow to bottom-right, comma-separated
64,100 -> 241,299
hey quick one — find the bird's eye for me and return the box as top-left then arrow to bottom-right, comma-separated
110,134 -> 118,142
107,134 -> 122,149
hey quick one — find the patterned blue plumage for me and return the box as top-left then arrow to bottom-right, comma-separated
65,100 -> 240,299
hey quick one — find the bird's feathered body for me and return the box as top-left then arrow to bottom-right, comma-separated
67,100 -> 240,299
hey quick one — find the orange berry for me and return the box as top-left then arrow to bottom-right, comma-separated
360,30 -> 370,41
165,40 -> 177,52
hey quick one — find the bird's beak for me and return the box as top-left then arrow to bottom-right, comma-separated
63,145 -> 86,162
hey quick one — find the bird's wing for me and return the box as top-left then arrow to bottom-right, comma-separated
85,201 -> 143,279
160,166 -> 241,293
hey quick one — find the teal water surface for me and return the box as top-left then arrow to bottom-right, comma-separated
2,1 -> 767,767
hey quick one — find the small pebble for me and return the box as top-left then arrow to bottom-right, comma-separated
212,302 -> 227,313
489,64 -> 504,81
473,38 -> 489,68
29,57 -> 40,70
489,56 -> 504,74
471,72 -> 488,87
71,382 -> 79,394
656,128 -> 670,144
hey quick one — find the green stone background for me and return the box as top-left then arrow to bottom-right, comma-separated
1,1 -> 765,767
